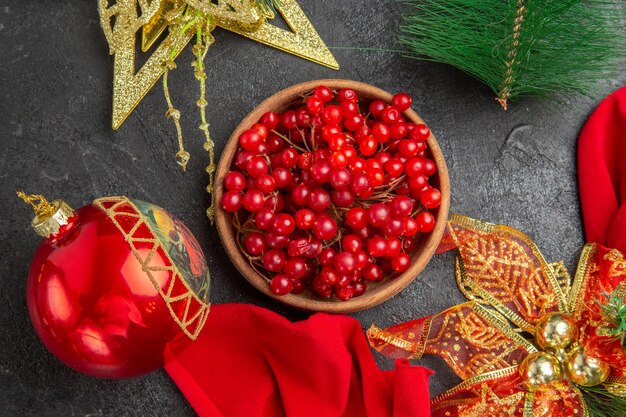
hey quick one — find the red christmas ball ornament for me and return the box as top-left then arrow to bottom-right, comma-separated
19,193 -> 211,379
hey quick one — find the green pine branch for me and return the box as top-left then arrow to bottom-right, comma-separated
399,0 -> 626,109
580,385 -> 626,417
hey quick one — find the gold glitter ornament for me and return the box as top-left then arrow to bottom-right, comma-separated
519,352 -> 563,387
565,346 -> 610,387
535,313 -> 578,351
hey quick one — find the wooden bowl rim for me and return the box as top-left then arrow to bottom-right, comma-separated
214,79 -> 450,313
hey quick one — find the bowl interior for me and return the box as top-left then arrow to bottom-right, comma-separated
214,79 -> 450,313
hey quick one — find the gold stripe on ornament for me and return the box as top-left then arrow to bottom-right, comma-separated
93,196 -> 210,340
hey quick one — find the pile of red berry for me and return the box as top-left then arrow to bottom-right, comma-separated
220,86 -> 442,301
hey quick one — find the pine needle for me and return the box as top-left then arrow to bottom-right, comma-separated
580,385 -> 626,417
399,0 -> 626,108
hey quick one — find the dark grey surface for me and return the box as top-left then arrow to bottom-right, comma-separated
0,1 -> 624,416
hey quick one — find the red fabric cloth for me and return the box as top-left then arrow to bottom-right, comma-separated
578,85 -> 626,252
164,304 -> 432,417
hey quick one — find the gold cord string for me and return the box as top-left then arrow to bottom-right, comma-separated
16,191 -> 56,218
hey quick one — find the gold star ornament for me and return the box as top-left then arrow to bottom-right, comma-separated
98,0 -> 339,131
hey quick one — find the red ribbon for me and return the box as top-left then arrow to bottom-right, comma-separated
164,304 -> 432,417
578,85 -> 626,253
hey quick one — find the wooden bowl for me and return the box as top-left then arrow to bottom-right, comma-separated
214,79 -> 450,313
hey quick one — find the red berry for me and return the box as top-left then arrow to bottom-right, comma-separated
330,151 -> 349,169
367,237 -> 388,257
313,85 -> 333,102
328,133 -> 347,152
354,250 -> 369,270
251,123 -> 269,140
405,157 -> 425,177
391,253 -> 411,273
334,251 -> 357,274
308,159 -> 331,183
350,173 -> 370,196
362,263 -> 384,282
341,100 -> 359,116
402,237 -> 417,253
390,195 -> 414,218
384,218 -> 405,236
391,92 -> 412,111
278,148 -> 298,168
369,100 -> 387,118
384,158 -> 404,178
322,105 -> 343,125
330,168 -> 351,190
295,209 -> 316,229
259,111 -> 279,130
390,123 -> 408,140
264,194 -> 284,212
386,238 -> 402,257
338,88 -> 357,102
423,158 -> 437,176
244,232 -> 266,255
408,175 -> 428,191
272,167 -> 293,188
291,184 -> 311,206
246,156 -> 269,178
291,280 -> 305,294
270,274 -> 292,295
239,129 -> 264,152
346,207 -> 368,229
281,110 -> 297,130
342,235 -> 362,253
224,171 -> 246,191
331,189 -> 356,207
348,157 -> 366,173
296,108 -> 311,128
312,216 -> 337,240
366,168 -> 384,187
319,248 -> 337,266
265,231 -> 289,249
372,123 -> 391,143
367,203 -> 391,227
344,114 -> 364,132
380,107 -> 401,124
335,286 -> 354,301
410,124 -> 430,141
263,249 -> 287,272
242,190 -> 265,212
306,96 -> 324,115
398,140 -> 419,158
284,257 -> 307,280
235,150 -> 254,170
319,267 -> 339,285
322,124 -> 342,142
359,136 -> 377,156
416,212 -> 435,232
420,188 -> 441,208
403,218 -> 418,236
308,188 -> 331,212
221,190 -> 242,212
353,281 -> 366,297
266,133 -> 284,154
272,213 -> 296,235
254,208 -> 275,230
256,174 -> 276,193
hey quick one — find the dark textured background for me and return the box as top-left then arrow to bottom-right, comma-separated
0,1 -> 624,416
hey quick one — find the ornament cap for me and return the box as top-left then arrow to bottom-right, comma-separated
17,192 -> 75,238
